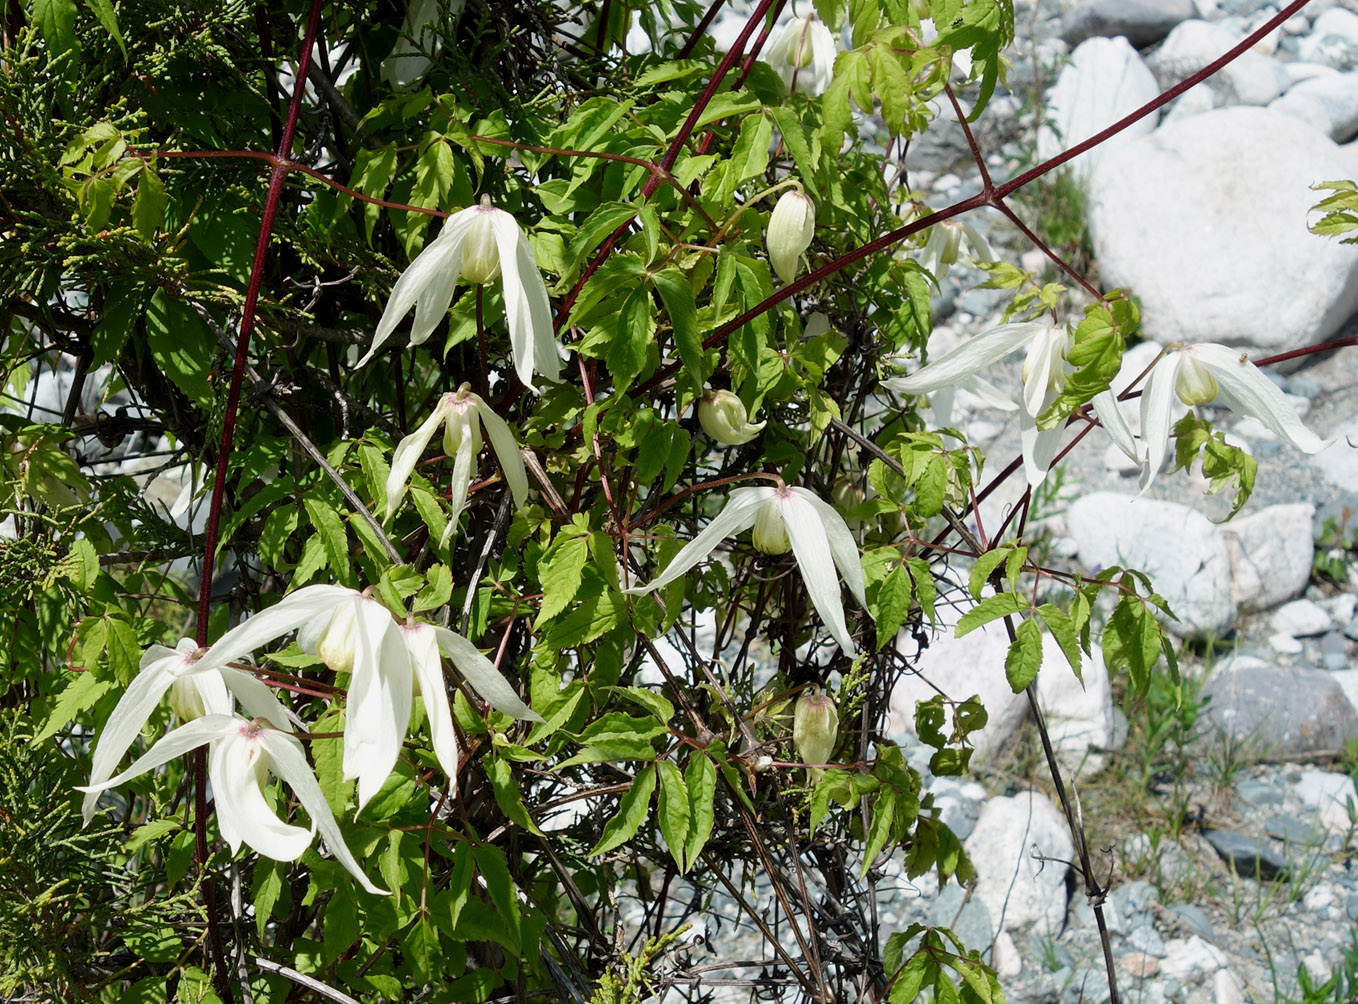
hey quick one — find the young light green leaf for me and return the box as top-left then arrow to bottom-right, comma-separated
684,752 -> 717,865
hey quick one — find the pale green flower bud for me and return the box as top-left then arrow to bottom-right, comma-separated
793,689 -> 839,781
168,675 -> 208,721
1174,354 -> 1219,406
699,390 -> 765,446
460,196 -> 502,284
766,190 -> 815,285
752,498 -> 792,555
312,602 -> 360,674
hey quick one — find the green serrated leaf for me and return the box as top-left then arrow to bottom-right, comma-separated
655,760 -> 691,870
590,765 -> 657,856
954,591 -> 1026,638
1004,617 -> 1043,692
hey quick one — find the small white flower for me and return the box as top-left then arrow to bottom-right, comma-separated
624,485 -> 867,652
698,390 -> 765,446
887,321 -> 1072,488
386,383 -> 529,541
1137,342 -> 1332,493
917,218 -> 994,283
359,196 -> 561,391
762,14 -> 837,95
766,190 -> 816,285
79,714 -> 387,895
81,638 -> 297,826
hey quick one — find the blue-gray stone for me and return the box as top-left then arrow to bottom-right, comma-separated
928,882 -> 992,951
1197,662 -> 1358,756
1347,894 -> 1358,921
1265,814 -> 1322,846
1236,780 -> 1286,806
1168,903 -> 1215,939
1204,829 -> 1291,881
1326,650 -> 1349,671
1346,618 -> 1358,644
1029,932 -> 1075,972
1287,375 -> 1323,398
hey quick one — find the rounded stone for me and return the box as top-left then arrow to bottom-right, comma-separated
1088,107 -> 1358,349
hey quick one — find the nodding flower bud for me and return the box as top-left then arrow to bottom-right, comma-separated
793,688 -> 839,782
1174,354 -> 1220,406
699,390 -> 766,446
766,190 -> 816,285
459,195 -> 503,284
752,497 -> 792,555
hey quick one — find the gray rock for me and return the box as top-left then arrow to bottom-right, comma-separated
928,881 -> 994,949
1270,72 -> 1358,142
1160,934 -> 1229,982
1236,779 -> 1286,805
1346,894 -> 1358,921
1168,902 -> 1216,939
1221,504 -> 1316,613
1066,493 -> 1235,638
1347,618 -> 1358,643
1088,108 -> 1358,349
1037,36 -> 1160,183
1060,0 -> 1195,47
1264,814 -> 1323,845
1271,598 -> 1335,637
1199,657 -> 1358,756
1301,33 -> 1358,71
1147,20 -> 1290,107
1127,925 -> 1168,957
1204,829 -> 1291,880
965,793 -> 1072,933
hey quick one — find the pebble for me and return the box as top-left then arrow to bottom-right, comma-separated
1203,829 -> 1291,881
1270,598 -> 1335,637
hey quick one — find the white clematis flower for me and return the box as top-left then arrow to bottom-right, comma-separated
358,196 -> 561,391
181,584 -> 541,811
917,218 -> 994,283
385,383 -> 529,541
624,485 -> 867,652
762,14 -> 837,95
79,714 -> 387,896
82,638 -> 298,826
888,321 -> 1072,489
380,0 -> 466,90
1136,342 -> 1331,493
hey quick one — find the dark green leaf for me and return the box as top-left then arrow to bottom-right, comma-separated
589,765 -> 657,856
1004,617 -> 1043,692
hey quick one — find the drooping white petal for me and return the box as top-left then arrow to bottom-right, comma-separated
78,715 -> 237,796
960,222 -> 993,265
1020,326 -> 1068,418
806,18 -> 838,94
780,490 -> 856,652
358,208 -> 478,367
259,728 -> 388,895
81,641 -> 198,823
1138,351 -> 1184,494
1193,343 -> 1332,455
211,727 -> 313,861
430,625 -> 541,721
622,487 -> 773,596
1019,399 -> 1065,489
342,599 -> 411,811
890,322 -> 1049,394
441,415 -> 477,545
193,585 -> 358,677
1091,389 -> 1138,462
786,487 -> 866,607
474,393 -> 530,510
403,624 -> 459,781
490,208 -> 559,390
386,395 -> 454,519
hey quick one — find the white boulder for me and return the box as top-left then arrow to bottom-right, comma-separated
1088,107 -> 1358,348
